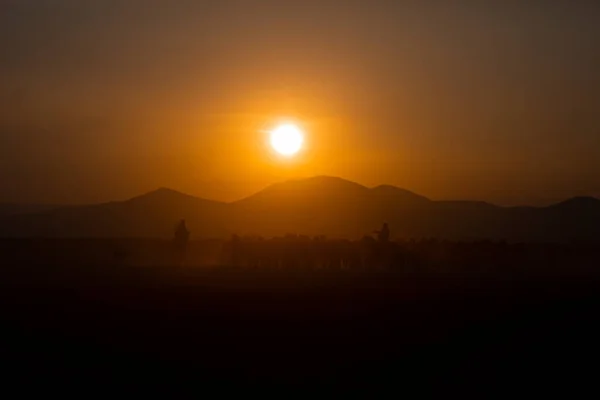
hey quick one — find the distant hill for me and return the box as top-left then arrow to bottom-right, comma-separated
0,188 -> 228,238
0,176 -> 599,242
231,176 -> 431,238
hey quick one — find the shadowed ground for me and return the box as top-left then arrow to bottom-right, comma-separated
2,259 -> 599,394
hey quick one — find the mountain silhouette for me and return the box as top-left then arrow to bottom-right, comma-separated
551,196 -> 600,212
0,188 -> 228,238
370,184 -> 430,205
232,176 -> 431,238
236,176 -> 369,206
236,176 -> 430,210
0,176 -> 599,241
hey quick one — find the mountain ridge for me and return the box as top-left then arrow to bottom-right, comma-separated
0,176 -> 598,241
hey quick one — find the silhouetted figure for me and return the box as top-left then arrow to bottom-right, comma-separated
173,219 -> 190,266
375,223 -> 390,243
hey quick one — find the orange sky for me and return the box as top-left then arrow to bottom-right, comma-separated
1,1 -> 599,206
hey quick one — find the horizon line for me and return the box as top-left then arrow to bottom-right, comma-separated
4,175 -> 594,210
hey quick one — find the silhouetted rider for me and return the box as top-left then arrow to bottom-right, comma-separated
375,222 -> 390,243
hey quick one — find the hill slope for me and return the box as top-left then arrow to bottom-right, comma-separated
1,177 -> 599,241
231,176 -> 431,237
0,188 -> 228,238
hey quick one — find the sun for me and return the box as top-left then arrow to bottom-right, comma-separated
269,123 -> 304,156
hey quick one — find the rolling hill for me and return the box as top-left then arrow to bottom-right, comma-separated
0,176 -> 599,242
0,188 -> 228,238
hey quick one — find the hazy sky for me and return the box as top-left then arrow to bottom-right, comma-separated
1,1 -> 599,205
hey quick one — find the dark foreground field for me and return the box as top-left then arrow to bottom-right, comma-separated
2,259 -> 600,394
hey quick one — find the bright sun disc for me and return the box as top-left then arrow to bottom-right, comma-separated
270,123 -> 304,156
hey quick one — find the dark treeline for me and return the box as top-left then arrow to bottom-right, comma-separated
2,234 -> 599,277
2,226 -> 600,393
220,234 -> 600,276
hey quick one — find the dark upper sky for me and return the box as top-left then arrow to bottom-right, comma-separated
1,1 -> 599,205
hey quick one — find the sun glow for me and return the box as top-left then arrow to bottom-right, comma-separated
269,123 -> 304,156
